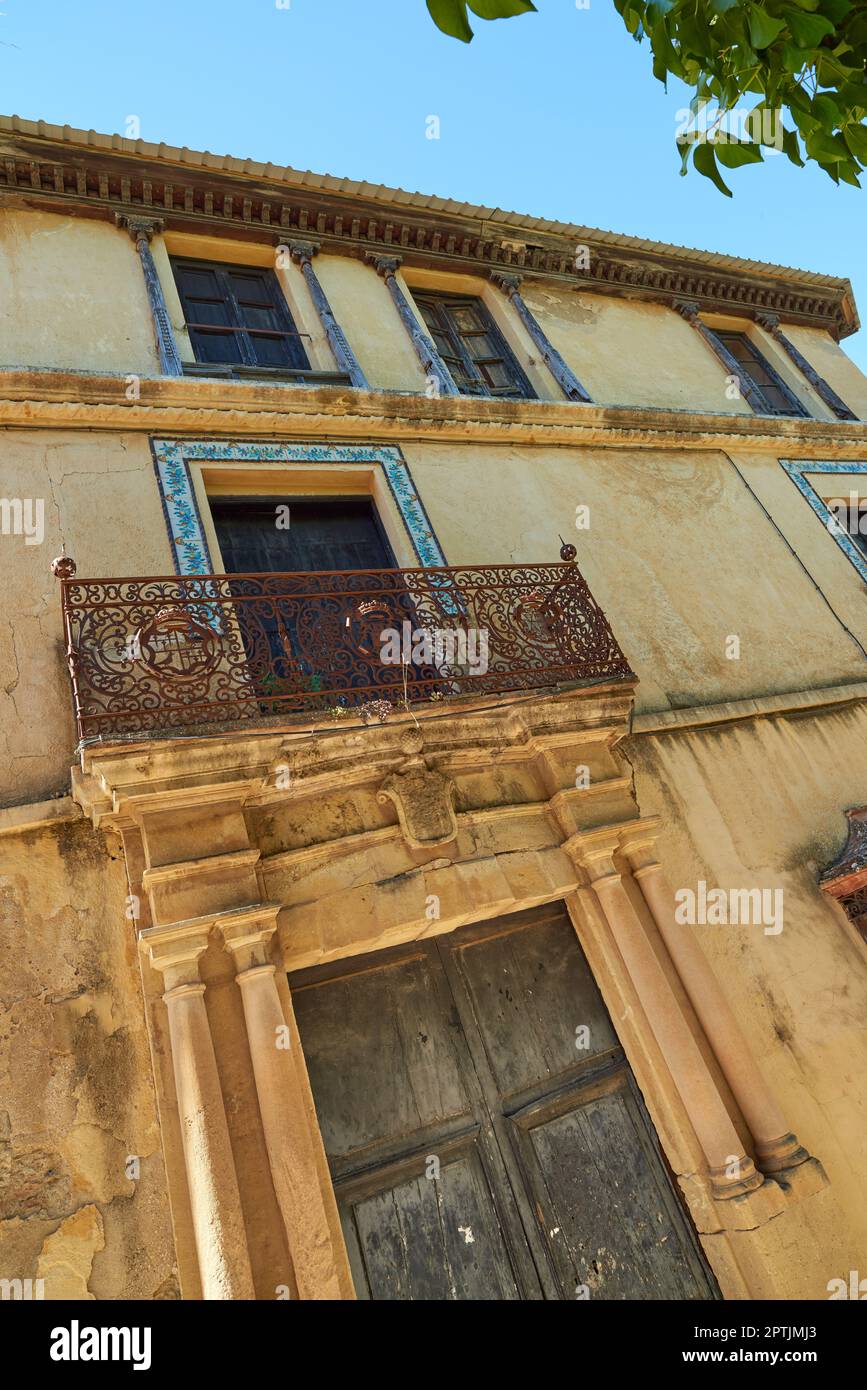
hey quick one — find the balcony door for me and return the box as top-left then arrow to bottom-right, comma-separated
210,497 -> 422,710
290,903 -> 719,1301
210,497 -> 395,575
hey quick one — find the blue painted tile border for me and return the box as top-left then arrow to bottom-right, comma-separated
149,439 -> 446,573
780,458 -> 867,584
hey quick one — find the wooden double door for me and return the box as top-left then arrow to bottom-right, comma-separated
290,904 -> 718,1301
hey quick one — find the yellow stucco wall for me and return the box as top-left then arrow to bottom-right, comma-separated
315,255 -> 429,391
2,425 -> 866,806
401,441 -> 867,714
0,430 -> 174,805
627,704 -> 867,1289
1,206 -> 862,421
784,323 -> 867,420
1,204 -> 867,1299
522,284 -> 755,413
0,208 -> 159,375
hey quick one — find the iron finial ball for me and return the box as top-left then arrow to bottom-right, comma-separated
51,554 -> 77,580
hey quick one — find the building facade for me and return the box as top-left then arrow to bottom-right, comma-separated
1,113 -> 866,1301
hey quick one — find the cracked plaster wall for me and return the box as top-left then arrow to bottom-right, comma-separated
0,814 -> 176,1299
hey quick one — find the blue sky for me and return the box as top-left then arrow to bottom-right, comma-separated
2,0 -> 865,368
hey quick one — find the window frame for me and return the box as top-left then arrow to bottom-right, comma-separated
410,289 -> 536,400
170,257 -> 311,374
711,330 -> 809,418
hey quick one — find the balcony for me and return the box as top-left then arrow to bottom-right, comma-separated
56,558 -> 633,743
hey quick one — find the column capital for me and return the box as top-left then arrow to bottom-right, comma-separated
282,238 -> 320,266
618,817 -> 663,871
218,903 -> 282,973
489,270 -> 523,296
115,212 -> 166,242
141,918 -> 212,989
366,253 -> 402,277
755,311 -> 781,333
563,830 -> 621,882
673,297 -> 701,320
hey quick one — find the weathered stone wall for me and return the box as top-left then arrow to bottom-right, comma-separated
0,812 -> 176,1299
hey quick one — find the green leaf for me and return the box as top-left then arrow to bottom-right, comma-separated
748,6 -> 787,48
427,0 -> 474,40
694,140 -> 734,194
842,122 -> 867,161
821,0 -> 853,22
710,0 -> 740,11
467,0 -> 536,18
805,128 -> 851,160
811,92 -> 843,130
782,126 -> 806,164
781,41 -> 814,71
714,136 -> 765,166
781,6 -> 836,46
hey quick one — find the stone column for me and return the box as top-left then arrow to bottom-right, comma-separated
756,312 -> 856,420
366,253 -> 459,397
219,906 -> 346,1300
490,271 -> 592,402
116,214 -> 184,376
620,824 -> 810,1175
284,240 -> 370,389
568,834 -> 762,1200
142,920 -> 255,1299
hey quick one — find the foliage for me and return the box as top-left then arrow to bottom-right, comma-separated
425,0 -> 867,192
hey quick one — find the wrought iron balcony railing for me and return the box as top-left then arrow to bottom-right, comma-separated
54,557 -> 633,742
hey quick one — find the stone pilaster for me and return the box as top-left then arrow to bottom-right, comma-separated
566,831 -> 763,1201
756,312 -> 857,420
284,240 -> 369,388
366,253 -> 459,397
490,271 -> 592,402
142,920 -> 255,1300
218,905 -> 349,1300
619,822 -> 811,1176
115,213 -> 183,376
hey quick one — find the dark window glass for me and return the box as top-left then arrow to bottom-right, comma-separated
412,292 -> 535,399
714,332 -> 808,417
171,259 -> 310,373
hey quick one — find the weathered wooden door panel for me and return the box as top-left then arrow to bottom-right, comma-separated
509,1072 -> 718,1299
291,941 -> 547,1299
291,948 -> 471,1173
340,1142 -> 523,1301
290,905 -> 719,1301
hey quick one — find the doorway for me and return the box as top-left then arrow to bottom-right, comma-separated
289,903 -> 719,1300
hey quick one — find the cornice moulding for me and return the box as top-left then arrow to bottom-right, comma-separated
0,115 -> 856,337
1,371 -> 865,455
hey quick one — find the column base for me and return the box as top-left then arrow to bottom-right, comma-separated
708,1155 -> 765,1200
755,1131 -> 811,1175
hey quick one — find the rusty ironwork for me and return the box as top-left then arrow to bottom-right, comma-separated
58,561 -> 633,741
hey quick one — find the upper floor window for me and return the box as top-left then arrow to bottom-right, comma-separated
412,291 -> 535,399
171,259 -> 310,375
713,331 -> 808,417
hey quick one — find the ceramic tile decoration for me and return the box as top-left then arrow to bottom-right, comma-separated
781,458 -> 867,584
150,439 -> 447,573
